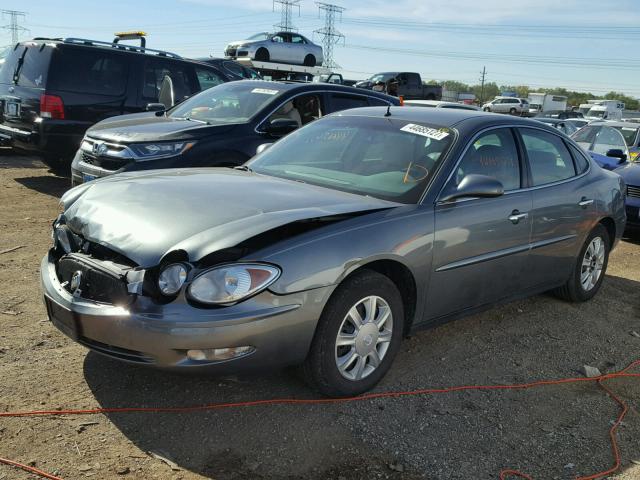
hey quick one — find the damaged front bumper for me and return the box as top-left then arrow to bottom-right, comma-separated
41,252 -> 331,371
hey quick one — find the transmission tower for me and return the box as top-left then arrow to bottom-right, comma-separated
1,10 -> 28,45
273,0 -> 300,32
314,2 -> 345,69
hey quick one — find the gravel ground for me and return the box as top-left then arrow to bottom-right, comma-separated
0,152 -> 639,480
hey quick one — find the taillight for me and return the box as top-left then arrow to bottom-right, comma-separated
398,95 -> 404,106
40,94 -> 65,119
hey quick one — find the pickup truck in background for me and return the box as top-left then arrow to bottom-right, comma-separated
354,72 -> 442,100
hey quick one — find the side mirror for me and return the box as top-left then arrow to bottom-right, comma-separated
606,149 -> 627,163
263,118 -> 299,137
256,143 -> 273,155
146,103 -> 166,112
440,174 -> 505,202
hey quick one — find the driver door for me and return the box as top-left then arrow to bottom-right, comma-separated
426,128 -> 533,320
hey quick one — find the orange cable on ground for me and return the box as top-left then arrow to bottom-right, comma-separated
1,360 -> 638,480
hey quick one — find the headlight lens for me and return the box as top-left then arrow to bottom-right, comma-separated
129,142 -> 195,160
188,264 -> 280,305
158,263 -> 188,295
54,225 -> 72,253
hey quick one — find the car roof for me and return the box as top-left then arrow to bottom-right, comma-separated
238,80 -> 398,101
28,37 -> 182,59
589,120 -> 639,128
335,106 -> 551,129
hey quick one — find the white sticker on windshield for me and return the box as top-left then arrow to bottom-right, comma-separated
251,88 -> 279,95
400,123 -> 449,140
622,127 -> 637,131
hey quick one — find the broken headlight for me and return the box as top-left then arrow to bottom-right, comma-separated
158,263 -> 188,296
187,264 -> 280,305
129,141 -> 195,160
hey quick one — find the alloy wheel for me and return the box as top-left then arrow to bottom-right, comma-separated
580,236 -> 605,291
334,295 -> 393,381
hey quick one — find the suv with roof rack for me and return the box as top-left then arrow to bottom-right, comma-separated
0,33 -> 231,172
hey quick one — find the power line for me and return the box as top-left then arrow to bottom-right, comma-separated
1,9 -> 28,44
273,0 -> 300,32
314,2 -> 345,68
479,66 -> 487,104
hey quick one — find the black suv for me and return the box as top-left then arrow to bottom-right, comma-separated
71,80 -> 399,186
0,36 -> 230,171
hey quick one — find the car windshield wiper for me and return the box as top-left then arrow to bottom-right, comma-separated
174,116 -> 210,125
234,165 -> 253,172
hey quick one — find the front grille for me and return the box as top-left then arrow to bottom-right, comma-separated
78,337 -> 153,364
627,185 -> 640,199
81,152 -> 130,171
57,255 -> 131,305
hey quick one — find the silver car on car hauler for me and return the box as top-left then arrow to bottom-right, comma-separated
42,108 -> 626,397
225,32 -> 323,67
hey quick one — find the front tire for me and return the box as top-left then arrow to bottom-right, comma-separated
255,48 -> 270,62
303,270 -> 404,397
509,107 -> 517,115
554,224 -> 610,302
483,107 -> 491,112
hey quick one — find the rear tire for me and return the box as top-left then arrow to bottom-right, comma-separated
41,154 -> 70,176
554,224 -> 610,302
255,48 -> 270,62
302,270 -> 404,397
303,54 -> 316,67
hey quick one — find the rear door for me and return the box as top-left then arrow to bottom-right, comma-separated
139,58 -> 200,107
0,43 -> 52,133
427,127 -> 532,319
517,127 -> 596,289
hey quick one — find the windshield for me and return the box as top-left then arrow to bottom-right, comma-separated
614,126 -> 639,146
367,73 -> 396,83
587,109 -> 605,118
169,82 -> 286,124
578,107 -> 591,115
247,33 -> 270,41
249,116 -> 454,203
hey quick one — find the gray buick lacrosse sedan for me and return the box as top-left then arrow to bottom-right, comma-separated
42,107 -> 626,396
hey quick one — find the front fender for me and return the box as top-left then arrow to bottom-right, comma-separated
254,205 -> 435,315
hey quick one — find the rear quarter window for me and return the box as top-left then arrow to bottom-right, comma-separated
17,45 -> 52,88
0,45 -> 24,84
48,47 -> 128,95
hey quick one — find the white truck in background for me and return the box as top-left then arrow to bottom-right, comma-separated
577,99 -> 625,120
528,93 -> 567,115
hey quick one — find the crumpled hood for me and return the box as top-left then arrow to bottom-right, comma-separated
86,112 -> 238,143
61,168 -> 396,267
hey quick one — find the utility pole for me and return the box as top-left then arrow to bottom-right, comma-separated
1,9 -> 28,45
273,0 -> 300,32
479,66 -> 487,104
314,2 -> 345,69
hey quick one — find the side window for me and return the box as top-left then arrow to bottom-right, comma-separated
569,144 -> 590,174
407,73 -> 421,86
329,93 -> 369,112
593,126 -> 625,155
520,128 -> 576,186
451,128 -> 521,191
291,35 -> 305,44
17,46 -> 51,88
142,60 -> 193,101
269,94 -> 323,127
195,67 -> 225,90
48,48 -> 127,95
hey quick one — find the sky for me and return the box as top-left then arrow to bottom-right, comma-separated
2,0 -> 639,97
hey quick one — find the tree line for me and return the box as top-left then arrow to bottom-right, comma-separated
427,79 -> 638,110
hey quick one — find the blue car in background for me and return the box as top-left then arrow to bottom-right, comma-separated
571,123 -> 640,228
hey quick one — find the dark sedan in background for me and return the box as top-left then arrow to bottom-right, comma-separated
44,108 -> 625,397
70,81 -> 399,185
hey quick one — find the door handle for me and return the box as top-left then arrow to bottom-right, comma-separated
508,210 -> 528,224
578,197 -> 594,208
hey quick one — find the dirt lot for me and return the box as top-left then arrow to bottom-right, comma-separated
1,153 -> 639,480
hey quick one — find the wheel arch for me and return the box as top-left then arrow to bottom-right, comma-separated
598,216 -> 616,248
342,259 -> 418,336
